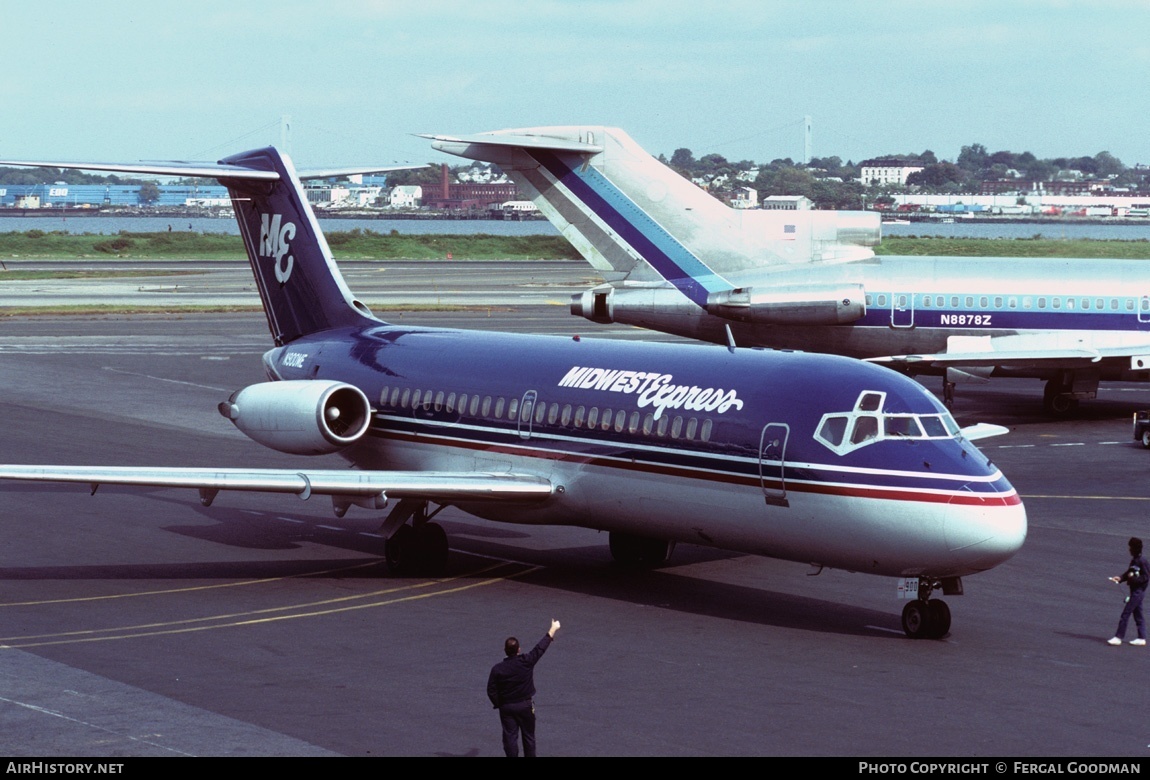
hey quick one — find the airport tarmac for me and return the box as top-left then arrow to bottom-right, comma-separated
0,259 -> 601,310
2,271 -> 1150,755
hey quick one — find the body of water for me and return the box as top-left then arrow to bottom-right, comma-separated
3,213 -> 1150,241
0,215 -> 562,237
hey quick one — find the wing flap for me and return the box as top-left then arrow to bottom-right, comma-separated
868,347 -> 1106,368
0,466 -> 553,503
868,333 -> 1150,369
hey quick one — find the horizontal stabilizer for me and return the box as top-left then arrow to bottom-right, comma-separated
295,164 -> 426,180
0,158 -> 422,181
0,158 -> 279,180
418,132 -> 603,154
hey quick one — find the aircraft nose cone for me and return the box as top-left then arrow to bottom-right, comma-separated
944,493 -> 1027,572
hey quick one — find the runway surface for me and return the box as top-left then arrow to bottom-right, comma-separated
3,277 -> 1150,755
0,259 -> 600,309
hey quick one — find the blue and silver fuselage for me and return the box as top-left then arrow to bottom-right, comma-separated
266,324 -> 1026,579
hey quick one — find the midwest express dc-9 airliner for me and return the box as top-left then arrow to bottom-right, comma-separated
0,147 -> 1024,639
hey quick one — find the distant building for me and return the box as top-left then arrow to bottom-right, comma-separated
420,164 -> 519,209
731,187 -> 759,210
0,183 -> 230,208
498,200 -> 539,213
762,195 -> 812,210
389,185 -> 423,208
859,158 -> 924,187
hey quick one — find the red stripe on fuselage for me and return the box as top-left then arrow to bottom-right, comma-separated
366,428 -> 1020,507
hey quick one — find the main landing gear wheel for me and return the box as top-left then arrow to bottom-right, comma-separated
385,522 -> 449,577
1042,380 -> 1078,417
901,599 -> 950,639
609,532 -> 674,567
927,600 -> 952,638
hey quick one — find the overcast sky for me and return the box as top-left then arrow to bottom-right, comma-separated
3,1 -> 1148,169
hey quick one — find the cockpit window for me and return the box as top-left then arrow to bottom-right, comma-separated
850,416 -> 880,444
919,415 -> 949,437
817,416 -> 848,447
884,415 -> 923,438
815,391 -> 959,455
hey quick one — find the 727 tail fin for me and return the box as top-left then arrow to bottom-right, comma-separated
425,127 -> 879,302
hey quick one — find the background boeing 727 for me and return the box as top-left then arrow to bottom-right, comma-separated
0,147 -> 1024,638
426,126 -> 1150,415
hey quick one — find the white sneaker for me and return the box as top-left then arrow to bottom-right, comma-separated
1132,638 -> 1146,646
1108,637 -> 1123,645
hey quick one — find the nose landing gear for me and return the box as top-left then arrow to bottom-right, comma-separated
900,580 -> 952,639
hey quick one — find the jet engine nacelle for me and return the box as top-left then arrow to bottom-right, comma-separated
571,283 -> 867,328
705,283 -> 866,325
218,380 -> 372,455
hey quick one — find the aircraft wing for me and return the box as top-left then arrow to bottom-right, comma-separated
868,334 -> 1150,370
0,466 -> 553,505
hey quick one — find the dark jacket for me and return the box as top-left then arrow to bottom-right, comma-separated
1120,555 -> 1150,591
487,634 -> 552,708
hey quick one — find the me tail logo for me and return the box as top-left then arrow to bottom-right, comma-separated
259,213 -> 296,284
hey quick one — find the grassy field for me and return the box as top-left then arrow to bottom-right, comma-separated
2,229 -> 1150,260
876,235 -> 1150,258
0,229 -> 582,260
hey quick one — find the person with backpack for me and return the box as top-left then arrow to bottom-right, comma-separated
1108,537 -> 1149,646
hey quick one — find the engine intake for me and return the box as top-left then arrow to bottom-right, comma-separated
218,380 -> 372,455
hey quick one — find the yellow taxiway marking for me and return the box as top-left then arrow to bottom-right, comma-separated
0,561 -> 538,649
0,560 -> 382,608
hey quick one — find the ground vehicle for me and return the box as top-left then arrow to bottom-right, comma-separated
1133,411 -> 1150,447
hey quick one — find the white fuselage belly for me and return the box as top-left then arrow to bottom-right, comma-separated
352,417 -> 1025,579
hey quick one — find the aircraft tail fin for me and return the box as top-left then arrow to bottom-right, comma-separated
217,147 -> 378,345
425,127 -> 879,302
